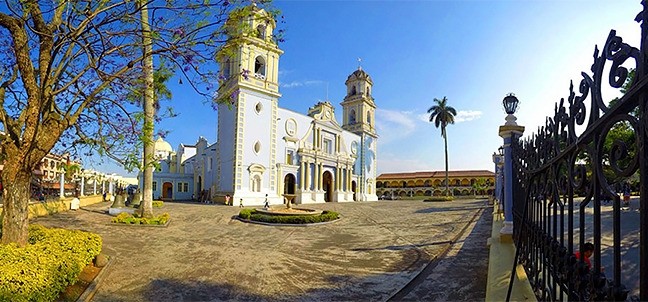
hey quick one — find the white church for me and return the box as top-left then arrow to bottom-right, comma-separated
143,5 -> 378,206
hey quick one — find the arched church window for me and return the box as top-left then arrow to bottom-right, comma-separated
254,141 -> 261,154
350,86 -> 356,95
367,112 -> 371,124
223,59 -> 231,78
349,109 -> 356,124
254,56 -> 266,77
257,25 -> 266,39
367,87 -> 371,96
252,175 -> 261,192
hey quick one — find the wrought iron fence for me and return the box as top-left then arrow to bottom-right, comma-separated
507,4 -> 648,301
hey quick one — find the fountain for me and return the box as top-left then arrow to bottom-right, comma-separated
254,194 -> 322,216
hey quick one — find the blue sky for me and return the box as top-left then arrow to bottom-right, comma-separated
95,0 -> 642,177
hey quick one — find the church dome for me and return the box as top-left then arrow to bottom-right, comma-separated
155,137 -> 173,153
346,67 -> 373,84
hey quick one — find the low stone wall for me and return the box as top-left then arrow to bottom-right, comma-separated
485,204 -> 536,301
0,195 -> 104,219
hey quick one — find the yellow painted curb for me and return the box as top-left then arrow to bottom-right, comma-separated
485,208 -> 536,302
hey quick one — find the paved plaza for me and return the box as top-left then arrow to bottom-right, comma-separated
33,198 -> 491,301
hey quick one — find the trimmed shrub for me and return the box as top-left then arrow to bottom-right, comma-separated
111,212 -> 170,225
240,209 -> 339,224
424,196 -> 455,202
152,200 -> 164,208
0,224 -> 102,302
239,208 -> 253,220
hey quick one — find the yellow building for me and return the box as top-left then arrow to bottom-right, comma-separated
376,170 -> 495,198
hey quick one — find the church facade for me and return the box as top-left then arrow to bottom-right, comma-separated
144,5 -> 378,206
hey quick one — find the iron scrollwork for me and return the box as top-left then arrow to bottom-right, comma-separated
507,4 -> 648,301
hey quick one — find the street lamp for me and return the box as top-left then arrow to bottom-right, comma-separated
502,93 -> 519,114
502,93 -> 520,126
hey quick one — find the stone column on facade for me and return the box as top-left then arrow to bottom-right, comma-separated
305,161 -> 311,191
300,161 -> 305,190
109,180 -> 114,195
93,179 -> 97,195
499,115 -> 525,242
80,176 -> 85,196
59,172 -> 65,199
318,163 -> 323,191
347,165 -> 352,192
314,162 -> 319,191
336,166 -> 341,191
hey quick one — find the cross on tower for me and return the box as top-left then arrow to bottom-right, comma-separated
358,57 -> 362,70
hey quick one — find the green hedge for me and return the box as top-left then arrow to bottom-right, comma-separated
111,212 -> 170,225
0,224 -> 102,302
152,200 -> 164,208
424,196 -> 455,202
239,209 -> 339,224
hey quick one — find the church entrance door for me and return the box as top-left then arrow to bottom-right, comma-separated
162,182 -> 173,199
351,180 -> 357,201
323,171 -> 333,202
283,174 -> 296,194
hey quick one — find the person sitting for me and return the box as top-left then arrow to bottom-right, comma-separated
574,242 -> 595,269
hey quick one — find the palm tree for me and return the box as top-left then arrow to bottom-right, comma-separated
427,97 -> 457,197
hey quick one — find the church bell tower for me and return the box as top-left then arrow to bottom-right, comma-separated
215,4 -> 283,202
341,67 -> 378,202
341,67 -> 377,137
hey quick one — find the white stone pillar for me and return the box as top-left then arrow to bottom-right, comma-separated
300,161 -> 305,190
317,163 -> 324,191
109,180 -> 114,195
80,176 -> 85,196
93,179 -> 97,195
59,172 -> 65,199
336,167 -> 340,191
305,162 -> 311,191
347,166 -> 351,192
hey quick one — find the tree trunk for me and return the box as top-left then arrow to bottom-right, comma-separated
139,0 -> 155,219
444,131 -> 449,197
1,166 -> 32,246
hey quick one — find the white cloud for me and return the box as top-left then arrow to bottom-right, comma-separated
375,108 -> 417,137
278,69 -> 293,77
454,110 -> 482,122
416,110 -> 482,123
280,80 -> 323,88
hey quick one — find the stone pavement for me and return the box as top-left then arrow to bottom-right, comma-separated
33,198 -> 492,301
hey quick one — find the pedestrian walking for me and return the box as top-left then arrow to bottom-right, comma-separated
263,194 -> 269,209
225,194 -> 231,206
575,242 -> 595,269
623,183 -> 631,207
239,198 -> 243,208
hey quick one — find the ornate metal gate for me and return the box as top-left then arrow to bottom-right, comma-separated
507,4 -> 648,301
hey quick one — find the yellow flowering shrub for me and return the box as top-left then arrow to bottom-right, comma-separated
0,224 -> 102,302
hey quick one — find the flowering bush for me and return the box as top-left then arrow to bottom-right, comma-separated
0,225 -> 102,302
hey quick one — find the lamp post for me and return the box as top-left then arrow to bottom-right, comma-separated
492,146 -> 504,207
498,93 -> 525,242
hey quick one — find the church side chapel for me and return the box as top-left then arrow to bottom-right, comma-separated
142,4 -> 378,205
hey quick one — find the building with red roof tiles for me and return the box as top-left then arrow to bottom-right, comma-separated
376,170 -> 495,198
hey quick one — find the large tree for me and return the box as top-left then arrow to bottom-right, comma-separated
0,0 -> 274,246
427,96 -> 456,197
